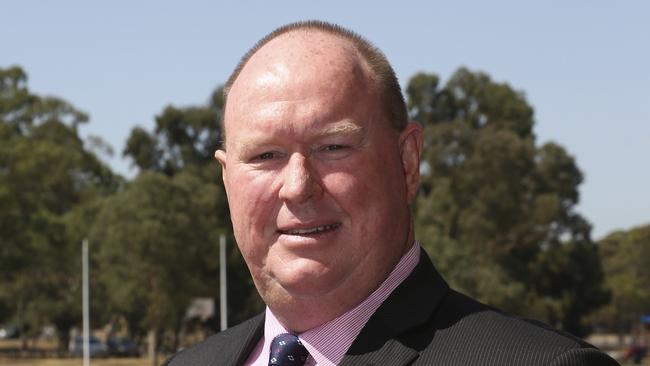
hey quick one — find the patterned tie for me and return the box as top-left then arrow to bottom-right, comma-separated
268,333 -> 309,366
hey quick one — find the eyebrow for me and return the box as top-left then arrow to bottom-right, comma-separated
317,121 -> 365,136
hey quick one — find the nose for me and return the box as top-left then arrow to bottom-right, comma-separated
278,153 -> 323,203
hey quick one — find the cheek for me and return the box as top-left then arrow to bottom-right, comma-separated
321,171 -> 369,207
320,162 -> 384,225
333,151 -> 400,194
228,170 -> 278,215
227,171 -> 280,253
321,153 -> 406,228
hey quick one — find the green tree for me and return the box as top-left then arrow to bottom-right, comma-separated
123,87 -> 224,177
408,67 -> 609,336
0,66 -> 119,351
123,87 -> 261,324
109,89 -> 261,364
91,170 -> 229,364
596,224 -> 650,337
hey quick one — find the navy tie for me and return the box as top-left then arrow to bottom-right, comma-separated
268,333 -> 309,366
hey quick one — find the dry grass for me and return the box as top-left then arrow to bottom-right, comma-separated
0,340 -> 165,366
0,340 -> 57,351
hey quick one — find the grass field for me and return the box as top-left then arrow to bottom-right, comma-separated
0,339 -> 162,366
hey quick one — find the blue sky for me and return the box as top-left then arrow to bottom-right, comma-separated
2,1 -> 648,238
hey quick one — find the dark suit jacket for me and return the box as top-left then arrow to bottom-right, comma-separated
164,249 -> 619,365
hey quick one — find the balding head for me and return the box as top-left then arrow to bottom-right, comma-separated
222,21 -> 407,138
225,30 -> 378,149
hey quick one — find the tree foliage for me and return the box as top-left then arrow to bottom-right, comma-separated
123,88 -> 224,176
595,225 -> 650,332
408,67 -> 609,336
0,66 -> 119,350
92,171 -> 226,335
98,88 -> 261,360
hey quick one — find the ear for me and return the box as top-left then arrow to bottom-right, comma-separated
214,149 -> 229,194
398,121 -> 423,203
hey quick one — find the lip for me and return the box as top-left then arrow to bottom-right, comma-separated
277,222 -> 342,236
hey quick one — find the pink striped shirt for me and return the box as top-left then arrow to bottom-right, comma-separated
244,242 -> 421,366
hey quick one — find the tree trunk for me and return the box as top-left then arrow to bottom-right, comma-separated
17,300 -> 28,351
148,329 -> 158,366
57,329 -> 70,357
172,316 -> 182,355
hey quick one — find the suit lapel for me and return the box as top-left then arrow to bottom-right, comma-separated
210,313 -> 265,366
339,314 -> 419,366
339,249 -> 449,366
339,338 -> 419,366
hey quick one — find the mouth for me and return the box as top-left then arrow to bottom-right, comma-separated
278,223 -> 341,236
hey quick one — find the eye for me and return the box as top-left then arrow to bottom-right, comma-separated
323,144 -> 347,151
249,150 -> 286,164
316,144 -> 353,160
258,152 -> 275,160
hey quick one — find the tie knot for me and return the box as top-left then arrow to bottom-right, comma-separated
269,333 -> 309,366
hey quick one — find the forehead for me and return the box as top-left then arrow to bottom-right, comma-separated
223,31 -> 377,134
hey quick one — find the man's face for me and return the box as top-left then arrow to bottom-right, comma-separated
216,33 -> 421,312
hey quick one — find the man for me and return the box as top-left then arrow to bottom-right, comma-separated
164,21 -> 618,366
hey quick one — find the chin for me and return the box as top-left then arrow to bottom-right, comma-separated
273,265 -> 343,299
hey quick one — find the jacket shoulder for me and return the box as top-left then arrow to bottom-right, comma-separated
417,290 -> 618,365
163,313 -> 264,366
